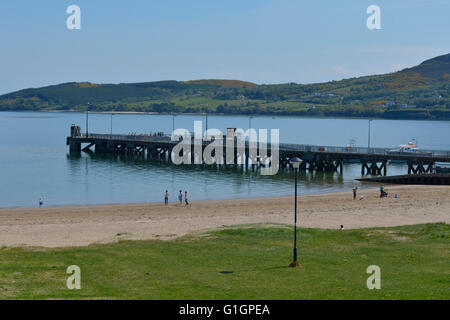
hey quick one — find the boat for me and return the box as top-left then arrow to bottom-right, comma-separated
343,139 -> 360,163
345,139 -> 356,150
387,138 -> 432,162
398,137 -> 419,151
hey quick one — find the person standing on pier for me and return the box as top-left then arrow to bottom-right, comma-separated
164,190 -> 169,205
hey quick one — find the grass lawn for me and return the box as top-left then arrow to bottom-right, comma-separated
0,223 -> 448,300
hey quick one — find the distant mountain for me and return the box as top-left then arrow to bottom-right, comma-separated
1,54 -> 449,120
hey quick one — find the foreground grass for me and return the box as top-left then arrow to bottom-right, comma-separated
0,223 -> 448,299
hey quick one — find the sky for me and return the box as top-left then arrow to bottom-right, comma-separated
0,0 -> 449,94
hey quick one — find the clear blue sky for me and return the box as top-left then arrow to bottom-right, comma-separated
0,0 -> 449,94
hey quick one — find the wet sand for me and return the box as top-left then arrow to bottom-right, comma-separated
0,185 -> 448,248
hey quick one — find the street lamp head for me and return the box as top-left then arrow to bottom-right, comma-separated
290,157 -> 303,169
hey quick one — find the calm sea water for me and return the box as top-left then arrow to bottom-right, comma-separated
1,111 -> 449,208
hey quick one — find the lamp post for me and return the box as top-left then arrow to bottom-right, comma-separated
86,102 -> 90,137
289,157 -> 302,268
110,113 -> 114,137
172,113 -> 176,134
368,119 -> 373,149
205,109 -> 209,140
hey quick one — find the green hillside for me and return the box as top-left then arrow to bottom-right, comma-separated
1,54 -> 449,120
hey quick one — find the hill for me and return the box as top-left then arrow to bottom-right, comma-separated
182,79 -> 258,88
401,53 -> 450,81
0,54 -> 449,120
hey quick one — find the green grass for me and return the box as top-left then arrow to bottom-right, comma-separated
0,223 -> 448,300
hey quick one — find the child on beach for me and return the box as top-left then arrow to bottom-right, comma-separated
164,190 -> 169,205
352,186 -> 358,200
184,191 -> 189,206
178,190 -> 183,205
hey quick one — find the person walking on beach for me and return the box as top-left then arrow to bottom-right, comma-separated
164,190 -> 169,205
39,197 -> 43,208
184,191 -> 189,206
178,190 -> 183,205
352,186 -> 358,200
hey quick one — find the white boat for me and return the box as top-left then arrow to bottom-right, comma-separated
343,139 -> 360,163
387,138 -> 432,162
398,137 -> 419,152
345,139 -> 356,150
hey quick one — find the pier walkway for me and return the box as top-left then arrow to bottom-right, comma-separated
67,128 -> 450,176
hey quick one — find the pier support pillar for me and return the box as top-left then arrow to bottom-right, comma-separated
69,141 -> 81,153
407,161 -> 435,175
361,160 -> 386,176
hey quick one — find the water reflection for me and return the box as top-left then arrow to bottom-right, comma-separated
3,111 -> 442,208
65,151 -> 353,206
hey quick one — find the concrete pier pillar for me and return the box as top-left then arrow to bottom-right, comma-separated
95,143 -> 104,153
69,141 -> 81,153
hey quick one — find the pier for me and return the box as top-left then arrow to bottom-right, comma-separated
67,125 -> 450,176
357,173 -> 450,185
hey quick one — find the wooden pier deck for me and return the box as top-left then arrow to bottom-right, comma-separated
67,129 -> 450,176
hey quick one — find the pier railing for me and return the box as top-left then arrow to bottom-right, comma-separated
81,133 -> 173,143
74,133 -> 450,159
279,143 -> 450,158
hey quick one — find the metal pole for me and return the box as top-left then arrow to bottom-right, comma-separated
205,110 -> 208,140
110,113 -> 113,136
293,167 -> 298,263
368,120 -> 372,149
86,103 -> 89,137
172,114 -> 175,133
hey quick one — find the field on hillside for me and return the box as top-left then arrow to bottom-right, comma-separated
0,223 -> 448,299
1,54 -> 449,120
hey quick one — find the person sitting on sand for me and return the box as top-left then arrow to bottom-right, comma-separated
380,185 -> 388,198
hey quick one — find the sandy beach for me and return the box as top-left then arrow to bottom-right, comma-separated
0,185 -> 448,248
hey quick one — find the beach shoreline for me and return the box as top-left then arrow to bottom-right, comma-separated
0,185 -> 448,248
0,185 -> 382,210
